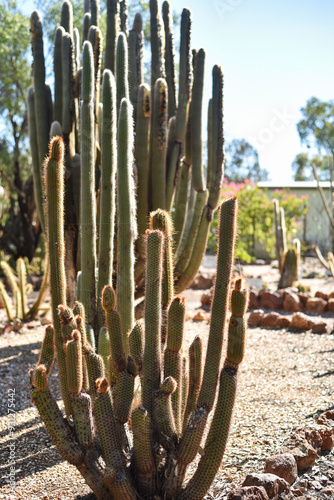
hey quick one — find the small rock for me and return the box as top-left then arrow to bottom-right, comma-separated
315,291 -> 328,300
283,291 -> 303,312
193,311 -> 209,322
318,426 -> 334,450
328,291 -> 334,299
327,298 -> 334,312
243,472 -> 290,498
228,485 -> 269,500
282,435 -> 318,471
40,316 -> 53,326
190,273 -> 213,290
265,453 -> 298,485
200,287 -> 213,307
261,312 -> 281,328
27,320 -> 40,329
316,410 -> 334,426
305,297 -> 327,314
297,292 -> 310,305
259,291 -> 283,310
290,312 -> 314,331
311,322 -> 328,334
248,290 -> 259,309
13,318 -> 23,331
277,315 -> 291,328
248,309 -> 265,327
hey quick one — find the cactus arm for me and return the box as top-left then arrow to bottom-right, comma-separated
82,12 -> 91,43
151,78 -> 168,211
183,335 -> 203,430
60,0 -> 73,36
73,28 -> 80,71
70,392 -> 94,448
102,285 -> 126,372
197,197 -> 237,411
142,229 -> 164,416
80,41 -> 97,330
154,376 -> 178,450
173,160 -> 190,251
116,32 -> 129,115
164,296 -> 186,435
97,70 -> 117,330
119,0 -> 128,35
117,98 -> 137,352
66,330 -> 83,395
135,83 -> 151,261
91,0 -> 100,27
191,49 -> 205,192
44,136 -> 70,415
0,280 -> 13,322
175,9 -> 192,143
17,257 -> 27,320
105,0 -> 119,73
84,345 -> 105,398
162,1 -> 177,117
113,369 -> 135,423
132,405 -> 157,497
37,325 -> 55,375
53,26 -> 65,123
149,0 -> 165,88
150,209 -> 174,345
30,11 -> 48,229
128,324 -> 143,374
27,86 -> 45,229
175,205 -> 211,294
128,13 -> 143,116
207,65 -> 224,211
61,32 -> 75,136
98,326 -> 111,375
174,189 -> 208,274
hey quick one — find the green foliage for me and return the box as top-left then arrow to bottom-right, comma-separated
224,138 -> 269,183
292,152 -> 330,181
297,97 -> 334,155
208,180 -> 308,262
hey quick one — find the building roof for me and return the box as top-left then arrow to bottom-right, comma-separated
258,181 -> 334,189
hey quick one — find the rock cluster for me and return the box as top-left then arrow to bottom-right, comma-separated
228,412 -> 334,499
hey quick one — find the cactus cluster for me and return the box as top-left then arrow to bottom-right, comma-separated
27,1 -> 248,498
27,0 -> 223,315
31,137 -> 248,497
0,257 -> 49,322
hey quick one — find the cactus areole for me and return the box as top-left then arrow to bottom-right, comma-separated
28,1 -> 248,499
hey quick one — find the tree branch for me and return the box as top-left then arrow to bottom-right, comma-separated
0,167 -> 26,199
312,163 -> 334,230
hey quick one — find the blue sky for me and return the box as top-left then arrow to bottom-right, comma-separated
21,0 -> 334,182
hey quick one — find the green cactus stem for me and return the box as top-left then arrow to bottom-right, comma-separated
30,10 -> 48,229
60,0 -> 73,37
31,385 -> 83,465
37,325 -> 55,375
90,0 -> 100,27
80,41 -> 97,330
105,0 -> 119,73
120,0 -> 128,35
128,13 -> 143,115
53,27 -> 64,124
82,12 -> 91,43
278,247 -> 299,288
98,326 -> 111,375
0,280 -> 13,322
150,209 -> 174,345
116,33 -> 129,115
132,405 -> 157,497
66,330 -> 83,395
113,370 -> 135,424
97,70 -> 117,330
164,296 -> 186,434
226,278 -> 249,367
154,376 -> 178,450
197,196 -> 237,411
191,48 -> 205,192
17,257 -> 27,320
44,136 -> 70,415
183,336 -> 203,430
102,287 -> 126,373
33,364 -> 48,391
27,86 -> 44,228
162,0 -> 177,117
142,229 -> 164,416
151,78 -> 168,211
84,344 -> 105,398
129,321 -> 144,372
70,392 -> 94,448
117,98 -> 137,352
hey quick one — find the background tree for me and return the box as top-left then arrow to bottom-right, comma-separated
224,138 -> 269,182
292,152 -> 328,181
0,0 -> 40,260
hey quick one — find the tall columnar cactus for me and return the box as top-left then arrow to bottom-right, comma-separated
273,199 -> 287,270
28,4 -> 238,496
28,1 -> 224,310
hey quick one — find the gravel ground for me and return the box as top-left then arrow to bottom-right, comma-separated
1,260 -> 334,499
